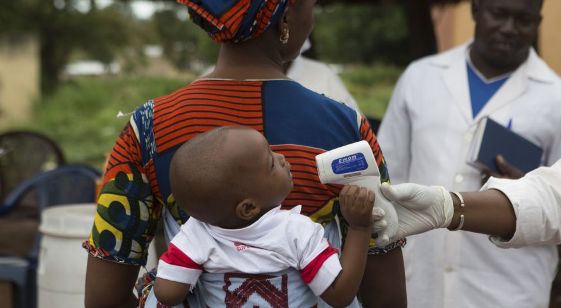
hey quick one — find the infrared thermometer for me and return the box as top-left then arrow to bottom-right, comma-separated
316,141 -> 398,246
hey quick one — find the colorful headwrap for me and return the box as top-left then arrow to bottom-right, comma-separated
177,0 -> 297,43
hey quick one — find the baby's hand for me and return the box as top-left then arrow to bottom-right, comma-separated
339,185 -> 375,231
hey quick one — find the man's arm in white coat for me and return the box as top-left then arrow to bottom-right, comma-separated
380,160 -> 561,247
377,67 -> 414,184
483,160 -> 561,247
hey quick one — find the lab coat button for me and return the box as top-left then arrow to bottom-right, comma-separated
464,133 -> 473,142
445,266 -> 454,273
455,174 -> 463,183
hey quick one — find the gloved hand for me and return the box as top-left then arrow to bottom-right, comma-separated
379,182 -> 454,241
368,190 -> 400,247
370,206 -> 390,247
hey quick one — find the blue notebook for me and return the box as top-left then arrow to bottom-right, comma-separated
467,117 -> 543,174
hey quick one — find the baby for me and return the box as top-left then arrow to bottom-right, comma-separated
154,126 -> 376,307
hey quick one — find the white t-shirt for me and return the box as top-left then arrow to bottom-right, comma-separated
156,206 -> 341,296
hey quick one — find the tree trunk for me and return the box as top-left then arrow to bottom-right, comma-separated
40,28 -> 70,94
90,0 -> 97,11
401,0 -> 438,61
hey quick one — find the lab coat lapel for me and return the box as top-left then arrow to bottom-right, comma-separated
474,48 -> 557,121
474,62 -> 528,122
441,53 -> 472,125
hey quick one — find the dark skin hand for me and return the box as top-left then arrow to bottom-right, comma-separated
481,155 -> 525,185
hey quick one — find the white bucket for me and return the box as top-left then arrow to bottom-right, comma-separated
37,203 -> 158,308
37,204 -> 97,308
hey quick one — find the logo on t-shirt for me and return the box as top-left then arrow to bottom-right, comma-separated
234,242 -> 251,251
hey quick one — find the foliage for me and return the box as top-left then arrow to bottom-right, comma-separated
0,0 -> 448,94
151,9 -> 219,70
340,64 -> 402,119
24,76 -> 190,167
0,0 -> 138,92
145,2 -> 410,68
314,3 -> 410,66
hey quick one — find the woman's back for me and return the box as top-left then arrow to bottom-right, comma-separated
84,78 -> 388,265
149,79 -> 386,218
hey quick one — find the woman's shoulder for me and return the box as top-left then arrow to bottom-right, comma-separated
262,80 -> 362,148
263,80 -> 357,116
148,79 -> 351,112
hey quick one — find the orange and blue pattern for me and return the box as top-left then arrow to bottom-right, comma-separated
84,79 -> 394,266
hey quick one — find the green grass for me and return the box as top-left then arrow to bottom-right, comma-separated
8,65 -> 403,167
27,76 -> 191,168
339,64 -> 402,119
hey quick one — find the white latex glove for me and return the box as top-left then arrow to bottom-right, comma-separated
370,207 -> 390,247
380,182 -> 454,241
369,192 -> 399,247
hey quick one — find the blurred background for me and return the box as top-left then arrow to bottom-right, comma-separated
1,0 -> 561,307
1,0 -> 560,168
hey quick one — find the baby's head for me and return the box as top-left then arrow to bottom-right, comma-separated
170,126 -> 293,228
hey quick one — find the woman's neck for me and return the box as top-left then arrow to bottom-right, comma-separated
207,36 -> 289,80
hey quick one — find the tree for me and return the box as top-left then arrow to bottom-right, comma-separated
314,3 -> 410,65
151,9 -> 219,70
0,0 -> 135,93
320,0 -> 468,61
145,0 -> 468,62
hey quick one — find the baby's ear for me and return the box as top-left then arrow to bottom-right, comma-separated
235,199 -> 261,220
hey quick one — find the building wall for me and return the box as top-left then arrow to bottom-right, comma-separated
0,35 -> 40,129
432,1 -> 561,76
431,2 -> 473,52
540,0 -> 561,76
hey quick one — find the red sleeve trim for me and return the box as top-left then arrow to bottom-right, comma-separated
160,243 -> 203,270
300,245 -> 338,284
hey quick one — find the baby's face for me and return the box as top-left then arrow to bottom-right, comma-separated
256,143 -> 293,210
228,129 -> 293,210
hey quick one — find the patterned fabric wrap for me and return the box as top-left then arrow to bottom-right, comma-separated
177,0 -> 297,43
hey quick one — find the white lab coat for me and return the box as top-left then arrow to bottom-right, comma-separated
485,160 -> 561,248
378,42 -> 561,308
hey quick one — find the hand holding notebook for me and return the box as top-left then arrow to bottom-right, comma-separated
486,155 -> 525,179
467,117 -> 543,175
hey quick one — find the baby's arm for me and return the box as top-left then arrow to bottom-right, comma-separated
153,224 -> 205,307
321,185 -> 374,307
154,278 -> 190,306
